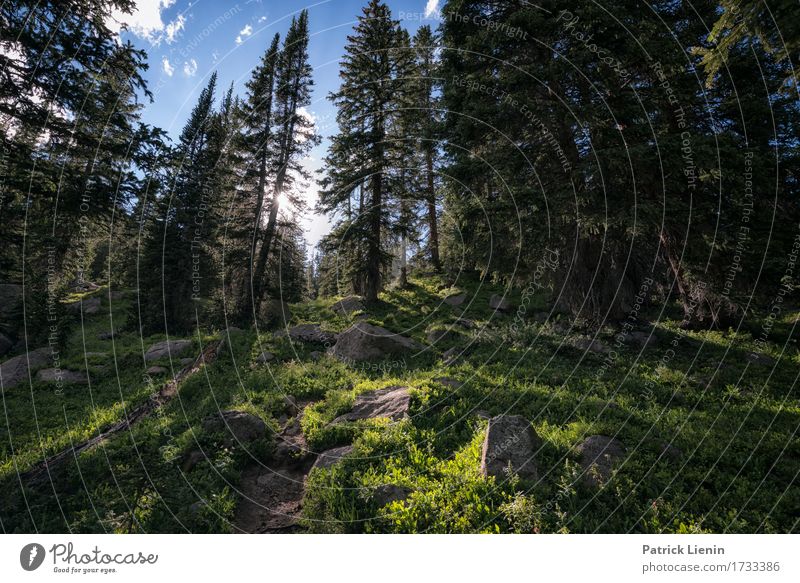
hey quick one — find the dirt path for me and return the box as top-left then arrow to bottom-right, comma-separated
21,339 -> 224,486
234,405 -> 317,533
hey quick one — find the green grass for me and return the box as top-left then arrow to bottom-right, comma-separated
1,275 -> 798,533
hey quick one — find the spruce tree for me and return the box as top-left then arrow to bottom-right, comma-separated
319,0 -> 408,302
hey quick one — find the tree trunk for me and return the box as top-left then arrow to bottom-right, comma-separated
425,147 -> 440,271
365,170 -> 382,302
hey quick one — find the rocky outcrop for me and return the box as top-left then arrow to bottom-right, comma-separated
480,415 -> 540,481
0,347 -> 51,390
202,410 -> 266,444
333,386 -> 411,424
576,435 -> 626,487
444,293 -> 466,307
489,294 -> 513,313
329,322 -> 422,362
256,351 -> 276,364
144,339 -> 193,362
331,296 -> 365,317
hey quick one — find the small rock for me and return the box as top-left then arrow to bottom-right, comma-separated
333,386 -> 411,423
620,330 -> 657,348
659,441 -> 682,461
259,299 -> 292,328
146,366 -> 168,375
372,484 -> 411,507
444,293 -> 466,307
144,339 -> 193,362
1,347 -> 51,389
331,296 -> 365,317
454,318 -> 474,329
433,376 -> 463,388
256,351 -> 276,364
278,324 -> 335,345
489,294 -> 513,313
534,312 -> 549,323
311,445 -> 354,471
181,450 -> 206,472
480,415 -> 540,480
576,435 -> 626,487
329,322 -> 422,363
427,328 -> 456,343
748,352 -> 775,366
36,368 -> 88,385
573,337 -> 609,354
202,410 -> 266,444
283,395 -> 300,417
442,346 -> 461,365
67,296 -> 101,315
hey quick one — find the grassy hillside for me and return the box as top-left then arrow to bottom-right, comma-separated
1,275 -> 798,533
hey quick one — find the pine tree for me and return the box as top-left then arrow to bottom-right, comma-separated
138,73 -> 219,334
251,10 -> 318,316
318,0 -> 408,302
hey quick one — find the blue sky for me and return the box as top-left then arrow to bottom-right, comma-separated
110,0 -> 442,244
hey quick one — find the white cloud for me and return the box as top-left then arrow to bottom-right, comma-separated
162,57 -> 174,76
165,14 -> 186,43
424,0 -> 440,18
236,24 -> 253,45
258,16 -> 268,23
106,0 -> 185,45
183,58 -> 198,77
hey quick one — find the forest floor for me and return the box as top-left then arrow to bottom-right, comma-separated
1,274 -> 798,533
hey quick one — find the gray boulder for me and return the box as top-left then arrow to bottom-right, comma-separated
573,337 -> 610,354
259,299 -> 292,328
144,339 -> 193,362
202,410 -> 266,444
0,347 -> 51,390
329,322 -> 422,362
621,330 -> 657,348
427,328 -> 457,343
480,415 -> 540,481
331,296 -> 365,317
333,386 -> 410,423
146,366 -> 168,375
98,331 -> 114,340
454,318 -> 475,329
576,435 -> 626,487
311,445 -> 354,471
36,368 -> 88,385
277,324 -> 335,345
67,296 -> 101,315
444,293 -> 466,307
489,294 -> 513,313
256,351 -> 275,364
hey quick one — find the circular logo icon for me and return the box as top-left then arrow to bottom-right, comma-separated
20,543 -> 46,571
